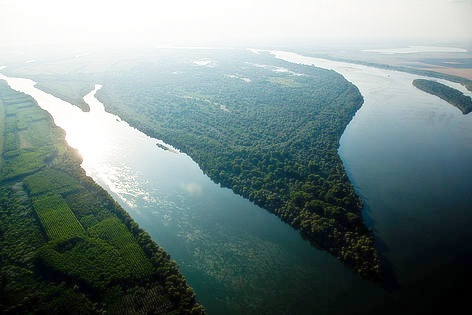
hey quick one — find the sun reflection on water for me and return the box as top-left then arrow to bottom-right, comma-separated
65,113 -> 106,164
0,77 -> 155,209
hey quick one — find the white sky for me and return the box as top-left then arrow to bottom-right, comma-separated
0,0 -> 471,49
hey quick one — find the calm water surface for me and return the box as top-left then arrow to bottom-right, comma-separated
1,51 -> 471,314
272,51 -> 472,312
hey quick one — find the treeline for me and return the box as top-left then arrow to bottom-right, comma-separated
0,81 -> 204,314
94,49 -> 382,280
413,79 -> 472,114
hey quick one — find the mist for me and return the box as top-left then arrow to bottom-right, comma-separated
1,0 -> 471,52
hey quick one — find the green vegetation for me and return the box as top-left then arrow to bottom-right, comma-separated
33,194 -> 85,240
34,78 -> 94,111
413,79 -> 472,114
91,49 -> 381,280
0,81 -> 204,314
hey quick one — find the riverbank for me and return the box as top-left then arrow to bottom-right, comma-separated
0,79 -> 204,314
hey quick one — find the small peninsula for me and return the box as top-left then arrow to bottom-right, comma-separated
412,79 -> 472,114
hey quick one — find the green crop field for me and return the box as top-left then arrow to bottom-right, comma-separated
36,236 -> 129,289
33,194 -> 85,240
89,217 -> 153,276
25,169 -> 82,196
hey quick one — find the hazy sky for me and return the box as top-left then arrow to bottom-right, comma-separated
1,0 -> 471,49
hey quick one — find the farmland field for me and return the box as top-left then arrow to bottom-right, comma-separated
33,194 -> 85,240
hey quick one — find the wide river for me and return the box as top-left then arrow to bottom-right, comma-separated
1,51 -> 471,314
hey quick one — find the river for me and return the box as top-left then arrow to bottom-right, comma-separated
271,51 -> 472,313
1,50 -> 471,314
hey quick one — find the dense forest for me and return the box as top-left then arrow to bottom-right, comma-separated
0,81 -> 204,314
413,79 -> 472,114
90,50 -> 382,280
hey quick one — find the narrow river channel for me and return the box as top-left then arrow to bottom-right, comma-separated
1,50 -> 471,314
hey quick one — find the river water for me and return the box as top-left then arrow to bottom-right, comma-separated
1,50 -> 471,314
271,51 -> 472,312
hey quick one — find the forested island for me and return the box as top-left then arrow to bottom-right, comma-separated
92,50 -> 382,280
412,79 -> 472,114
0,81 -> 204,314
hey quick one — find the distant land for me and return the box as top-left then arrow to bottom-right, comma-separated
299,45 -> 472,88
413,79 -> 472,114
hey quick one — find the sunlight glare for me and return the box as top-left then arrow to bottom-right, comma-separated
65,113 -> 106,165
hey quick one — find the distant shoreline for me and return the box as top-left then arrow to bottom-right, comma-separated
413,78 -> 472,114
298,50 -> 472,92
